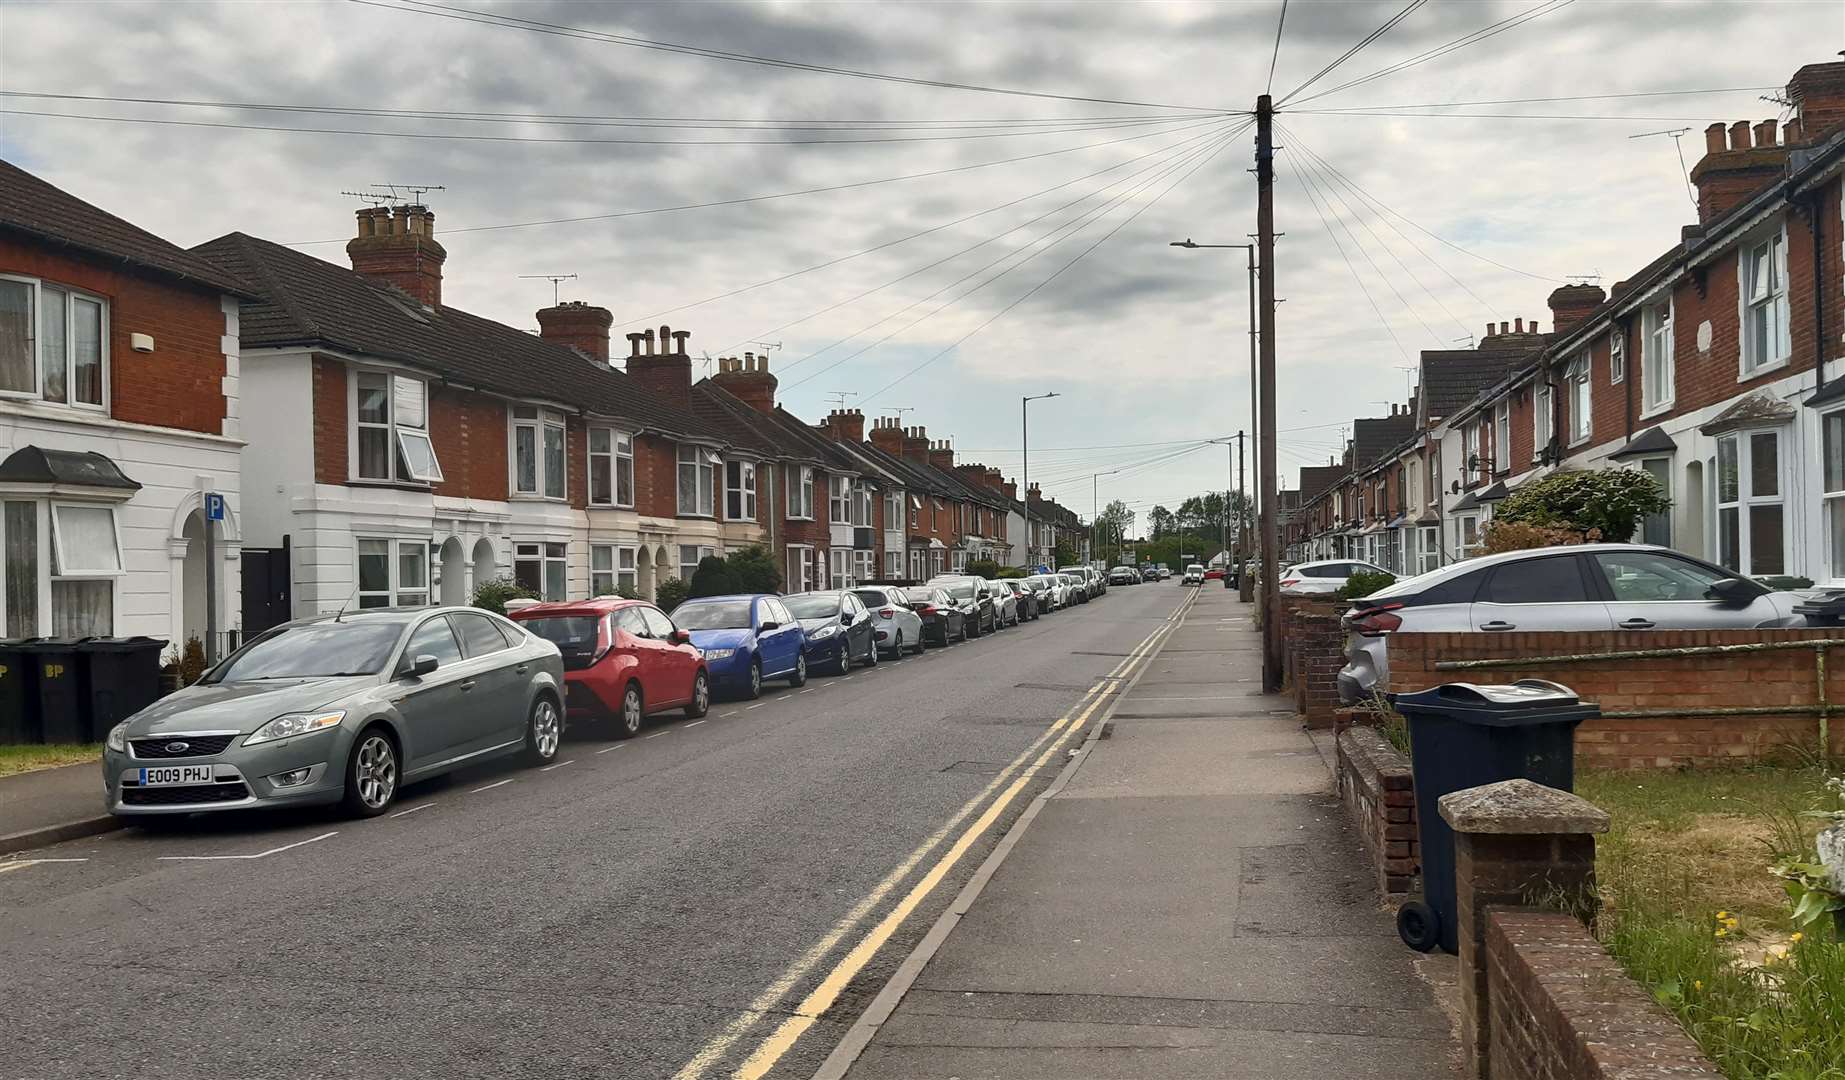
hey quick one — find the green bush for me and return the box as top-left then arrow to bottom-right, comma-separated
470,577 -> 538,616
995,566 -> 1026,579
966,558 -> 1000,580
1334,569 -> 1395,601
689,555 -> 739,598
654,577 -> 691,613
1493,467 -> 1670,543
724,545 -> 783,594
177,635 -> 209,686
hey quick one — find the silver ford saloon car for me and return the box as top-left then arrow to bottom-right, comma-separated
103,607 -> 564,820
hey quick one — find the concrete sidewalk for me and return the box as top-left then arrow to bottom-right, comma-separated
0,761 -> 113,855
826,585 -> 1459,1079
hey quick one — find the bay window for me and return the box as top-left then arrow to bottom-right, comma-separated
677,445 -> 717,517
1741,231 -> 1790,375
357,536 -> 430,609
591,544 -> 637,596
1642,300 -> 1674,414
725,460 -> 757,521
1,500 -> 123,636
0,275 -> 106,409
786,465 -> 815,520
1567,353 -> 1591,446
514,541 -> 567,601
1826,411 -> 1845,580
588,428 -> 634,508
1715,430 -> 1785,576
512,406 -> 566,499
355,371 -> 442,484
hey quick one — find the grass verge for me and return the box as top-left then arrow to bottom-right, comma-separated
0,743 -> 101,779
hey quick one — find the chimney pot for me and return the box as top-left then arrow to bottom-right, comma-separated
1754,118 -> 1777,146
1514,317 -> 1524,333
536,301 -> 614,362
347,204 -> 446,307
1499,321 -> 1509,335
1705,122 -> 1728,155
1729,120 -> 1752,150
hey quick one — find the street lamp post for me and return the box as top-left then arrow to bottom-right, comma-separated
1022,391 -> 1060,570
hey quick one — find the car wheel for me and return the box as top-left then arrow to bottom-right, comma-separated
614,682 -> 645,739
684,671 -> 710,719
746,659 -> 763,700
787,651 -> 808,687
864,638 -> 879,668
526,695 -> 563,765
910,632 -> 925,655
887,631 -> 903,660
341,727 -> 399,817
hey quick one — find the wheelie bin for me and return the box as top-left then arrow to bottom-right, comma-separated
75,636 -> 167,741
1387,679 -> 1599,955
0,638 -> 37,744
19,638 -> 87,744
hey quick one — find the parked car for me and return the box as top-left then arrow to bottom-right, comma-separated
1018,575 -> 1058,614
985,578 -> 1021,626
853,585 -> 927,658
1108,566 -> 1140,586
1182,564 -> 1205,585
1060,566 -> 1099,599
997,578 -> 1039,621
1279,559 -> 1391,596
1157,563 -> 1172,580
511,598 -> 709,735
932,576 -> 998,636
1060,571 -> 1091,603
1336,544 -> 1811,704
785,589 -> 880,674
1203,566 -> 1226,582
1041,573 -> 1076,609
904,585 -> 968,644
104,607 -> 568,820
669,594 -> 807,699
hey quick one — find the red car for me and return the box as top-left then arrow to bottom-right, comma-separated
508,598 -> 709,738
1203,567 -> 1226,581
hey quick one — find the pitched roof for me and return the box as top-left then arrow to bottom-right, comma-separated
193,231 -> 720,439
1297,464 -> 1346,503
1420,348 -> 1537,421
0,159 -> 255,297
1351,414 -> 1417,468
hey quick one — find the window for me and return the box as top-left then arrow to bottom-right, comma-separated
357,537 -> 430,609
1591,551 -> 1728,603
451,612 -> 512,657
0,275 -> 106,409
884,490 -> 902,530
1715,430 -> 1785,576
1741,231 -> 1790,375
1609,331 -> 1626,385
677,445 -> 717,517
1463,422 -> 1481,481
512,406 -> 565,499
909,495 -> 920,528
1533,382 -> 1554,459
830,547 -> 851,588
855,549 -> 875,583
786,465 -> 815,520
591,544 -> 637,596
1639,458 -> 1673,546
952,548 -> 967,572
1641,300 -> 1674,414
1566,353 -> 1591,445
1455,514 -> 1481,558
1827,411 -> 1845,581
679,544 -> 716,583
908,548 -> 926,581
1482,556 -> 1589,604
354,371 -> 442,484
588,428 -> 634,508
725,460 -> 757,521
405,616 -> 464,668
1417,526 -> 1440,573
514,541 -> 568,601
640,606 -> 676,639
829,475 -> 852,523
1493,403 -> 1510,473
885,551 -> 903,577
854,482 -> 873,528
787,545 -> 813,593
1,500 -> 123,636
2,502 -> 37,636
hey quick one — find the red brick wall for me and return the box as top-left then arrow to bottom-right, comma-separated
1335,726 -> 1418,896
0,236 -> 227,435
1589,328 -> 1628,447
1282,597 -> 1346,726
428,384 -> 507,501
1508,384 -> 1536,468
1486,910 -> 1721,1079
312,356 -> 347,486
1385,630 -> 1845,767
566,415 -> 589,511
634,434 -> 678,518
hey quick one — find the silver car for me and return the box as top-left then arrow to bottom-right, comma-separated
1335,544 -> 1809,704
1280,559 -> 1390,596
103,607 -> 565,820
852,585 -> 926,658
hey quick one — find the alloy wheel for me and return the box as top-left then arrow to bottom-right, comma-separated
355,734 -> 397,810
531,699 -> 561,759
622,686 -> 644,736
751,663 -> 762,697
693,674 -> 710,714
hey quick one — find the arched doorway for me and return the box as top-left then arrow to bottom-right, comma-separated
637,547 -> 655,601
471,537 -> 498,598
439,538 -> 467,606
181,510 -> 207,650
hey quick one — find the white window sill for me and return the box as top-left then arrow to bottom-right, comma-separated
587,502 -> 636,511
1638,400 -> 1675,422
510,493 -> 568,504
1568,436 -> 1592,449
349,477 -> 433,491
1738,358 -> 1790,383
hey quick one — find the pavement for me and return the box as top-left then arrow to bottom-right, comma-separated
0,762 -> 113,855
0,583 -> 1185,1080
822,583 -> 1461,1080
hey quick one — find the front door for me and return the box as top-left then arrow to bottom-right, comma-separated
393,615 -> 473,771
1468,554 -> 1614,634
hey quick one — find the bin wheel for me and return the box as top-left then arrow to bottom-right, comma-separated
1397,900 -> 1440,953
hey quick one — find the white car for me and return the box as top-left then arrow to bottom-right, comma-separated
851,585 -> 926,658
1279,559 -> 1391,596
1182,564 -> 1205,586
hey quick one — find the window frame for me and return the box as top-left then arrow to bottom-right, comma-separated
1714,429 -> 1787,577
1739,227 -> 1792,378
725,459 -> 758,522
356,536 -> 432,609
1493,402 -> 1511,473
1639,456 -> 1674,547
1608,330 -> 1626,385
677,444 -> 717,518
514,540 -> 569,602
1824,408 -> 1845,583
590,543 -> 639,597
1641,299 -> 1675,416
587,426 -> 635,508
829,547 -> 851,588
0,273 -> 110,412
3,498 -> 129,637
1532,382 -> 1554,461
352,369 -> 443,485
679,544 -> 716,583
829,475 -> 852,524
785,465 -> 815,520
510,404 -> 567,501
1566,351 -> 1592,447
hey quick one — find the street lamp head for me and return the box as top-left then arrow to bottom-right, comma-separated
1170,239 -> 1199,248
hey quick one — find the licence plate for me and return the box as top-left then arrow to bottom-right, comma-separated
137,765 -> 215,787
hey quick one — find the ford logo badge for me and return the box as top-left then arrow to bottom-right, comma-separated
164,741 -> 191,754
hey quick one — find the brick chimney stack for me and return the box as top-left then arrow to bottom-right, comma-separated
710,351 -> 779,414
536,300 -> 613,361
1546,284 -> 1605,334
623,323 -> 693,406
1789,60 -> 1845,143
1690,117 -> 1792,225
348,204 -> 446,307
869,415 -> 906,456
928,439 -> 954,472
900,426 -> 931,463
823,408 -> 866,443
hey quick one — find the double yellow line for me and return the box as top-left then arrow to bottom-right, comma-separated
673,590 -> 1195,1080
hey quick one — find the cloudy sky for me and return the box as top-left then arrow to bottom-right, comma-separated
0,0 -> 1831,523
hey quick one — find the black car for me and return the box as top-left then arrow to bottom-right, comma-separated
1000,579 -> 1040,621
930,576 -> 997,637
784,590 -> 879,674
904,586 -> 967,645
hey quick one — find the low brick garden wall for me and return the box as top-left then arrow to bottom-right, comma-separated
1386,630 -> 1845,767
1335,724 -> 1418,897
1281,596 -> 1346,728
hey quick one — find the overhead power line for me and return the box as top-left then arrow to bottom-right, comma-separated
1286,0 -> 1576,108
352,0 -> 1231,113
1266,0 -> 1290,95
1283,109 -> 1764,123
1281,148 -> 1414,364
1311,86 -> 1781,111
1274,0 -> 1427,106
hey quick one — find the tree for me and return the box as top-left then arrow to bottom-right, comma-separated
1094,499 -> 1134,549
1052,539 -> 1077,568
1149,505 -> 1175,539
688,555 -> 739,598
723,545 -> 783,594
654,577 -> 691,612
1492,467 -> 1669,543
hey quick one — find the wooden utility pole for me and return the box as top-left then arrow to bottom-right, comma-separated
1255,94 -> 1282,692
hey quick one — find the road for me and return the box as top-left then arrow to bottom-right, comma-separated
2,582 -> 1190,1080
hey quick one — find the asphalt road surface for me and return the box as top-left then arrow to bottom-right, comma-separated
3,582 -> 1190,1080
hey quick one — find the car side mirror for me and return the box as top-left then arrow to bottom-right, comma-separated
1706,577 -> 1757,607
672,629 -> 692,645
403,653 -> 439,678
759,620 -> 780,632
840,613 -> 854,626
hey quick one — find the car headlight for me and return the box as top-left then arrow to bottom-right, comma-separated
106,721 -> 129,753
809,625 -> 839,640
244,710 -> 346,747
702,648 -> 737,661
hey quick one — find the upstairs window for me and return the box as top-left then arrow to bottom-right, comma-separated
677,445 -> 717,517
1609,330 -> 1626,385
1534,383 -> 1554,459
0,275 -> 106,411
1567,353 -> 1591,445
588,428 -> 634,508
829,475 -> 852,523
356,371 -> 443,484
1742,231 -> 1790,375
512,406 -> 565,499
1642,300 -> 1674,413
1463,422 -> 1481,480
1493,402 -> 1510,473
884,490 -> 902,530
854,482 -> 873,527
725,460 -> 757,521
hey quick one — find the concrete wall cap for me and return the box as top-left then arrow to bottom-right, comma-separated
1438,778 -> 1609,835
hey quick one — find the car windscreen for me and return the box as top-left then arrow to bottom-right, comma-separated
210,621 -> 405,682
671,601 -> 754,630
903,589 -> 937,605
519,615 -> 602,651
939,580 -> 978,600
784,594 -> 842,619
851,589 -> 890,609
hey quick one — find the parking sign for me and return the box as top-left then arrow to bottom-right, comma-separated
204,492 -> 225,521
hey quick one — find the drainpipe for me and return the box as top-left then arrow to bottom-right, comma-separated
1810,189 -> 1829,400
1620,318 -> 1633,442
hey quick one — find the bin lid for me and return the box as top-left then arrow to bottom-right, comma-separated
1792,590 -> 1845,617
1388,679 -> 1599,727
16,637 -> 89,651
73,636 -> 169,652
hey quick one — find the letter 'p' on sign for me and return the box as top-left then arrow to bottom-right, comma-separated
44,662 -> 65,679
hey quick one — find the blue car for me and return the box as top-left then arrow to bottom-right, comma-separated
669,594 -> 807,700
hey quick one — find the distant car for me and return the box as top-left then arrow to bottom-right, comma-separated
1182,564 -> 1205,585
669,594 -> 808,699
785,590 -> 880,674
103,607 -> 568,821
903,586 -> 967,644
1336,544 -> 1810,704
1060,572 -> 1091,602
1060,566 -> 1101,599
1017,576 -> 1057,614
1203,567 -> 1226,581
931,576 -> 998,636
1280,560 -> 1391,596
1108,566 -> 1139,586
996,579 -> 1039,621
1156,563 -> 1172,580
853,585 -> 926,658
985,579 -> 1021,626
